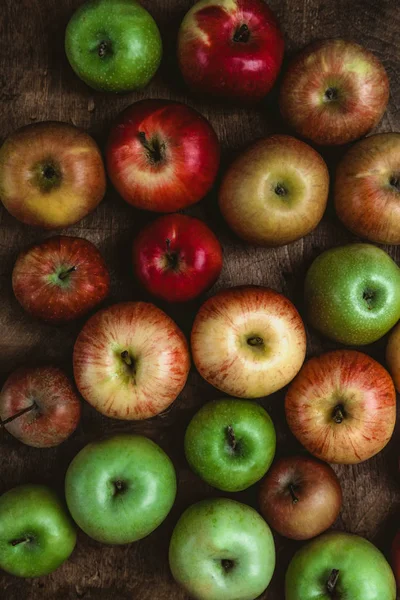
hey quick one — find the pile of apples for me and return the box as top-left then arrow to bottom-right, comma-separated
0,0 -> 400,598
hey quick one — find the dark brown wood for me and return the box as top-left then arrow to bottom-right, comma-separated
0,0 -> 399,598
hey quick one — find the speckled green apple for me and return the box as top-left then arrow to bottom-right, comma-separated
304,243 -> 400,345
65,0 -> 162,93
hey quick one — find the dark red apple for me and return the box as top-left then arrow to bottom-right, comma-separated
132,214 -> 223,302
106,99 -> 220,212
0,366 -> 81,448
392,530 -> 400,589
177,0 -> 284,103
12,235 -> 110,324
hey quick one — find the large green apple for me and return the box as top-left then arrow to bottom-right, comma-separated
0,484 -> 76,578
184,398 -> 276,491
169,498 -> 275,600
304,243 -> 400,345
65,434 -> 176,544
65,0 -> 162,93
286,531 -> 396,599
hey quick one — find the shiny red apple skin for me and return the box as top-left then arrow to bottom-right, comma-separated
132,214 -> 223,302
280,39 -> 389,145
12,236 -> 110,324
392,530 -> 400,589
335,133 -> 400,244
106,99 -> 220,212
285,350 -> 396,464
73,302 -> 190,420
259,456 -> 343,540
0,366 -> 81,448
177,0 -> 284,103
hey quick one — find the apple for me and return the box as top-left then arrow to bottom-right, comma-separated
0,121 -> 106,228
65,0 -> 162,93
12,235 -> 110,324
335,133 -> 400,244
386,322 -> 400,392
73,301 -> 190,420
169,498 -> 275,600
285,350 -> 396,464
219,135 -> 329,246
285,531 -> 396,600
177,0 -> 284,103
304,243 -> 400,345
65,434 -> 176,544
106,99 -> 220,212
0,484 -> 76,578
185,398 -> 276,492
259,456 -> 342,540
132,214 -> 223,302
280,39 -> 390,145
191,286 -> 306,398
391,530 -> 400,589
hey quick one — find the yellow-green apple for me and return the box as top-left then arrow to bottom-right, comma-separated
12,236 -> 110,324
280,39 -> 389,145
219,135 -> 329,246
106,99 -> 220,212
392,530 -> 400,589
285,350 -> 396,464
0,122 -> 106,228
386,322 -> 400,392
73,302 -> 190,420
191,286 -> 306,398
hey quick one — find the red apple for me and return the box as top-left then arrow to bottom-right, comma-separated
285,350 -> 396,464
219,135 -> 329,246
132,214 -> 223,302
191,286 -> 306,398
280,39 -> 389,145
0,121 -> 106,228
0,366 -> 81,448
259,455 -> 343,540
12,236 -> 110,324
106,100 -> 220,212
73,302 -> 190,420
392,530 -> 400,589
177,0 -> 284,103
335,133 -> 400,244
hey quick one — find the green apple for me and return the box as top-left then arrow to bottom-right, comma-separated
169,498 -> 275,600
65,0 -> 162,93
286,531 -> 396,599
65,434 -> 176,544
304,243 -> 400,345
184,398 -> 276,492
0,484 -> 76,578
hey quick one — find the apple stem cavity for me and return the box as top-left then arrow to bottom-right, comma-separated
332,404 -> 345,424
233,23 -> 250,43
113,480 -> 126,494
138,131 -> 166,164
324,87 -> 339,102
10,535 -> 33,547
221,559 -> 235,572
58,266 -> 77,281
288,483 -> 299,504
165,239 -> 180,271
247,336 -> 264,347
326,569 -> 340,594
98,41 -> 108,58
389,175 -> 400,192
226,425 -> 237,451
274,183 -> 287,197
0,403 -> 37,427
362,288 -> 375,309
121,350 -> 134,367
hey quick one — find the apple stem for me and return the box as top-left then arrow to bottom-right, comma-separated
226,425 -> 237,451
1,403 -> 36,427
98,41 -> 108,58
58,266 -> 77,281
324,87 -> 338,102
247,336 -> 264,347
138,131 -> 165,164
121,350 -> 133,368
233,23 -> 250,43
326,569 -> 340,593
332,405 -> 345,424
288,483 -> 299,504
10,535 -> 33,547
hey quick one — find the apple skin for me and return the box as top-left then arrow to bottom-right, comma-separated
0,484 -> 76,578
65,0 -> 162,93
0,366 -> 81,448
304,243 -> 400,345
391,530 -> 400,589
132,214 -> 223,302
285,350 -> 396,465
169,498 -> 275,600
259,456 -> 342,540
107,99 -> 220,212
184,398 -> 276,492
219,135 -> 329,246
177,0 -> 284,104
285,531 -> 396,600
65,434 -> 176,544
12,236 -> 110,324
73,301 -> 190,420
191,286 -> 306,398
386,322 -> 400,392
0,122 -> 106,228
280,39 -> 389,145
335,133 -> 400,244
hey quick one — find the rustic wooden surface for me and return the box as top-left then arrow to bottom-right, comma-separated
0,0 -> 399,598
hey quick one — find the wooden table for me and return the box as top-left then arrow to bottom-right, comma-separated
0,0 -> 399,598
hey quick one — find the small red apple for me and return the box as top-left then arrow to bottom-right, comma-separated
12,236 -> 110,324
392,530 -> 400,589
106,99 -> 220,212
0,366 -> 81,448
132,214 -> 223,302
285,350 -> 396,464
